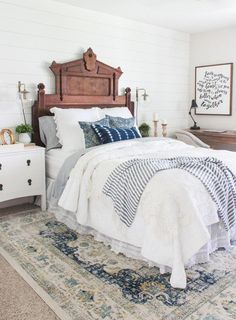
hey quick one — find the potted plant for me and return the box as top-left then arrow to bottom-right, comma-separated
16,123 -> 33,144
138,122 -> 150,137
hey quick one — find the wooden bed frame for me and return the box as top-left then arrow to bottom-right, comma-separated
32,48 -> 135,146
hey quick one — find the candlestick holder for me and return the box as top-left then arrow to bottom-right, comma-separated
162,123 -> 167,137
153,120 -> 159,137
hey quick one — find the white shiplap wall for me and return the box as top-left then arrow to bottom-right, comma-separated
0,0 -> 190,136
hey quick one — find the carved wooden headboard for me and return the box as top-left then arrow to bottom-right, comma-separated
32,48 -> 134,146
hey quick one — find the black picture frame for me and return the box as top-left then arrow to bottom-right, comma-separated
195,63 -> 233,116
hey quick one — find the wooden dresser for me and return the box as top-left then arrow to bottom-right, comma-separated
186,129 -> 236,151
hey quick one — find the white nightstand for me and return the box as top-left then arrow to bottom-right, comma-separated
0,146 -> 46,210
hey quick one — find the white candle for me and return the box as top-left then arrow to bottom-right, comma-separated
162,119 -> 167,125
153,112 -> 159,121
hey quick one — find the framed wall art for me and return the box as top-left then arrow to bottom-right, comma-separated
195,63 -> 233,116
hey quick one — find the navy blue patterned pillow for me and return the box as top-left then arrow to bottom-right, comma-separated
92,124 -> 141,144
79,118 -> 109,148
105,115 -> 135,129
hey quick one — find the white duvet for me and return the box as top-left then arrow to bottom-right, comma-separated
58,138 -> 236,288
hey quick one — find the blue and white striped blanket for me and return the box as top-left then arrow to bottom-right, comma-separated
103,157 -> 236,231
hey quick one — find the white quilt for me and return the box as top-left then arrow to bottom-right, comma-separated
58,138 -> 236,288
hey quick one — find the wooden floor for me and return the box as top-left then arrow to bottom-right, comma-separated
0,203 -> 38,217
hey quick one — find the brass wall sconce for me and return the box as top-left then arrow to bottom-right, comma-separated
135,87 -> 149,123
135,87 -> 148,102
18,81 -> 29,99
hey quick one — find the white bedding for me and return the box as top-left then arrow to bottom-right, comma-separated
46,149 -> 74,179
57,138 -> 236,288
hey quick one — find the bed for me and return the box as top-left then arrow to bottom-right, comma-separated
32,48 -> 236,289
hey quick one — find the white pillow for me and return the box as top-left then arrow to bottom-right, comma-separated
99,107 -> 133,119
50,107 -> 101,152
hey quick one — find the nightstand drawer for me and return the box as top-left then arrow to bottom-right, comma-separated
0,175 -> 44,201
0,170 -> 44,202
0,147 -> 46,209
0,152 -> 43,176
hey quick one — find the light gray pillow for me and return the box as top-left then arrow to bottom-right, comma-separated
105,115 -> 135,129
39,116 -> 61,151
79,118 -> 109,148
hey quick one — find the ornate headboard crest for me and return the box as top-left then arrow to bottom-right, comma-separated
83,47 -> 97,71
49,47 -> 123,101
32,48 -> 134,145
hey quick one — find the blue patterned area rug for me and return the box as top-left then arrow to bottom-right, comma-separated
0,209 -> 236,320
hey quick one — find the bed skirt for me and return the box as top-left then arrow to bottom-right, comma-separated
47,176 -> 236,274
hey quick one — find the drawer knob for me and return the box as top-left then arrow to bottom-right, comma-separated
0,184 -> 3,191
28,179 -> 32,186
0,163 -> 2,170
27,160 -> 31,166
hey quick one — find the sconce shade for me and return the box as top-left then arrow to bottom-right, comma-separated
142,91 -> 148,101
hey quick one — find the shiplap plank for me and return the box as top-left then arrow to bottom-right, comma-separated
0,16 -> 189,57
0,0 -> 189,42
0,0 -> 190,132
